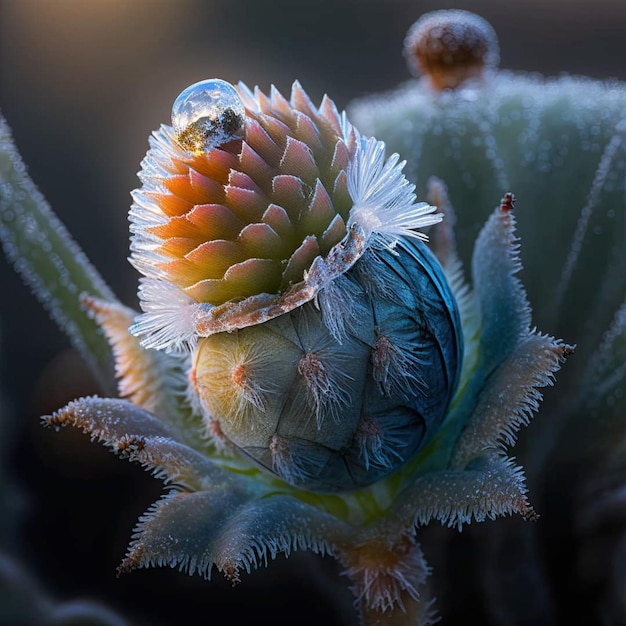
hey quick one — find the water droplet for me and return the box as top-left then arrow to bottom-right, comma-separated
171,79 -> 245,154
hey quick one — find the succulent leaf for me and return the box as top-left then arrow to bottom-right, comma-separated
81,296 -> 190,429
452,331 -> 572,467
0,114 -> 116,390
42,396 -> 252,491
471,195 -> 530,371
119,489 -> 349,583
391,454 -> 535,534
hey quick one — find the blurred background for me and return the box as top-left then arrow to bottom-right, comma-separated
0,1 -> 625,624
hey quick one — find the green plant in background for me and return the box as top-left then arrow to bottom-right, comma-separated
0,8 -> 623,626
349,9 -> 626,624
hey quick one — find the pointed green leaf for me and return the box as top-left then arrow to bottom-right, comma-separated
472,201 -> 531,370
453,332 -> 572,467
119,488 -> 347,582
42,396 -> 244,490
82,296 -> 202,444
0,114 -> 116,390
387,454 -> 535,534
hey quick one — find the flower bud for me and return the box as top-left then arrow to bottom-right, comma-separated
129,80 -> 463,491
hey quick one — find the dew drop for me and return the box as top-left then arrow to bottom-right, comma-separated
171,78 -> 245,154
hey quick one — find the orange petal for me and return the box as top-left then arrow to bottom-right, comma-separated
147,192 -> 193,218
148,214 -> 203,240
187,258 -> 283,303
185,240 -> 246,278
189,147 -> 239,184
187,204 -> 244,239
223,257 -> 283,295
163,173 -> 223,205
160,258 -> 208,287
185,278 -> 236,303
158,236 -> 200,258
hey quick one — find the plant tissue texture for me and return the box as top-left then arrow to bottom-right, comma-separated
3,9 -> 622,626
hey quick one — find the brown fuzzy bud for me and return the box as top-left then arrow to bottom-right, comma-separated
404,9 -> 500,91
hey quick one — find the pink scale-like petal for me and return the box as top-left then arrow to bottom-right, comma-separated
239,142 -> 276,192
189,169 -> 218,196
257,113 -> 291,149
270,85 -> 297,124
146,192 -> 193,218
271,174 -> 306,215
318,95 -> 343,135
224,185 -> 268,223
243,119 -> 282,168
187,204 -> 244,240
190,148 -> 239,184
280,235 -> 321,288
290,81 -> 319,118
319,214 -> 347,255
238,223 -> 285,258
254,86 -> 275,115
185,239 -> 245,274
262,204 -> 296,241
298,179 -> 336,235
295,112 -> 323,154
330,141 -> 351,178
236,82 -> 259,111
228,170 -> 263,194
280,137 -> 320,184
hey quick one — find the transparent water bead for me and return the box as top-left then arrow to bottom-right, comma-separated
171,79 -> 245,154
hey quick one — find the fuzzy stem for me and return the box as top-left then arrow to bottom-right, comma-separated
359,589 -> 438,626
0,112 -> 116,392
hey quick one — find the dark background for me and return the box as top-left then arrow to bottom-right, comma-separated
1,1 -> 625,624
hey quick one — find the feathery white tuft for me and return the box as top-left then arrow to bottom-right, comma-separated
347,137 -> 442,248
130,279 -> 200,352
